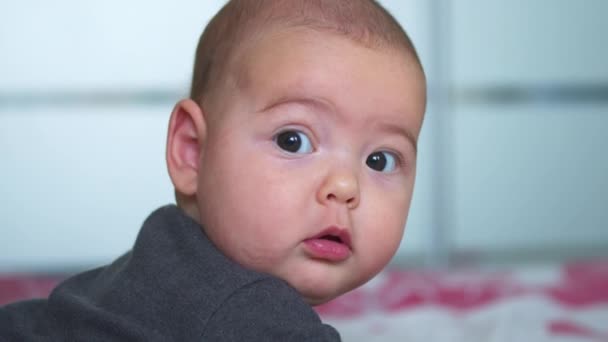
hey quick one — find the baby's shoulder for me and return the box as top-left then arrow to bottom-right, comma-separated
203,276 -> 341,341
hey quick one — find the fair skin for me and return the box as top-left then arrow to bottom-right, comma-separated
166,28 -> 426,305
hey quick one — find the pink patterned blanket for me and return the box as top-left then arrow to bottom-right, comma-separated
2,260 -> 607,341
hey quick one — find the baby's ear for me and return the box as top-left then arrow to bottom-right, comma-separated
166,99 -> 207,197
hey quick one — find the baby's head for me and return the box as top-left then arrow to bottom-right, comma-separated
166,0 -> 426,305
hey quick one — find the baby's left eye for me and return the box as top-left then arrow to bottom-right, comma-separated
274,130 -> 313,154
366,151 -> 398,173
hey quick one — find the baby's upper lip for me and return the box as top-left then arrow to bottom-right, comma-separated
307,226 -> 352,250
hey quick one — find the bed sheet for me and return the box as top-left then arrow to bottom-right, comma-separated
1,260 -> 607,341
317,260 -> 608,341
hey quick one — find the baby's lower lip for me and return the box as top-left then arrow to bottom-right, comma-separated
303,239 -> 351,262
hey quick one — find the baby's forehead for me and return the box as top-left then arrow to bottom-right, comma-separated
223,27 -> 424,132
230,27 -> 419,91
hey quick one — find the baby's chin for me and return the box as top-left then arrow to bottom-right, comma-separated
292,279 -> 360,306
301,291 -> 340,306
276,265 -> 378,306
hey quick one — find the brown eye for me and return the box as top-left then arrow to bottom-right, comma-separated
366,151 -> 397,172
275,130 -> 312,154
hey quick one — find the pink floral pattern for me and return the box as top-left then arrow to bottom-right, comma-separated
2,260 -> 607,340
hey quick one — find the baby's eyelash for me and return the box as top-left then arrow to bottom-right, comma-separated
391,150 -> 406,167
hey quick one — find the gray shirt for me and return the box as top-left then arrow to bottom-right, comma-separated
0,205 -> 341,341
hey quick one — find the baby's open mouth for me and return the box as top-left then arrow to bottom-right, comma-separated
303,227 -> 352,262
320,234 -> 343,244
307,226 -> 352,250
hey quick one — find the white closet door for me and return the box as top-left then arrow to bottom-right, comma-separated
0,107 -> 174,271
448,0 -> 608,259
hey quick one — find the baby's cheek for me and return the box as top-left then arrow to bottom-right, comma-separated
236,241 -> 284,271
233,208 -> 295,258
359,218 -> 404,272
371,233 -> 401,263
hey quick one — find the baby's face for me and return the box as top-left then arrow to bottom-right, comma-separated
196,28 -> 425,304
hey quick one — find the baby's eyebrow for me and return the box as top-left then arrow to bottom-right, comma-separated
374,121 -> 418,155
258,95 -> 333,114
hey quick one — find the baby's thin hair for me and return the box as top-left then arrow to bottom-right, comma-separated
190,0 -> 421,105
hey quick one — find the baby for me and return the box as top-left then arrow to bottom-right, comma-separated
0,0 -> 426,340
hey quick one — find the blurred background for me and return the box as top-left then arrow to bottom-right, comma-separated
1,0 -> 607,273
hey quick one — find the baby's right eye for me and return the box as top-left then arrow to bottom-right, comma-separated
274,130 -> 313,154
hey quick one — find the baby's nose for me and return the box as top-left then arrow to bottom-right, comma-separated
317,169 -> 360,209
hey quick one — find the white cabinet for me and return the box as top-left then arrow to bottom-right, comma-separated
1,0 -> 605,270
450,0 -> 608,86
0,1 -> 225,91
0,106 -> 175,270
448,0 -> 608,259
452,105 -> 608,253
